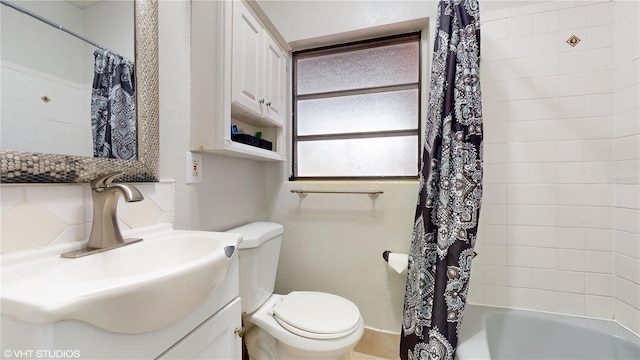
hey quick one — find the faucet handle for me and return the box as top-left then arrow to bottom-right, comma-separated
91,171 -> 124,190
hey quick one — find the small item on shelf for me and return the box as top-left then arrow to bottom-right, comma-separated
230,125 -> 272,150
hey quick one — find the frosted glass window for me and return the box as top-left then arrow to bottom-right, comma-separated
292,33 -> 421,179
297,136 -> 419,177
297,42 -> 419,95
297,89 -> 419,135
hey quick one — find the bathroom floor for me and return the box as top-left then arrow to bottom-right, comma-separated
352,352 -> 393,360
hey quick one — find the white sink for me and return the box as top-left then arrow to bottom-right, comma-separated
1,224 -> 241,334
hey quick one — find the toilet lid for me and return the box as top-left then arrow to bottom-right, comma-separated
271,291 -> 361,340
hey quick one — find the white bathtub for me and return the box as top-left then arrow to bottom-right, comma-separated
456,304 -> 640,360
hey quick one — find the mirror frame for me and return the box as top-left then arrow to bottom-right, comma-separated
0,0 -> 159,183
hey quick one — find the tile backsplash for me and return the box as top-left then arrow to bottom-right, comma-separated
0,181 -> 175,254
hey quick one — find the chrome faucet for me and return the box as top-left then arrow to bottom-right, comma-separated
61,172 -> 144,258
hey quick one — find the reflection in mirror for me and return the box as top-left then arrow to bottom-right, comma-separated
0,0 -> 159,183
0,0 -> 135,159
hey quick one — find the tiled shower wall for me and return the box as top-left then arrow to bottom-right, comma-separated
471,0 -> 639,334
0,181 -> 175,254
612,0 -> 640,335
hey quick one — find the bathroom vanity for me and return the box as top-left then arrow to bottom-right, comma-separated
1,226 -> 243,360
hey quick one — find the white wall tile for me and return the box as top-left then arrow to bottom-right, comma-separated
531,247 -> 558,269
587,1 -> 615,28
615,276 -> 640,309
558,96 -> 586,118
508,287 -> 532,308
530,184 -> 557,205
584,206 -> 614,229
533,10 -> 559,34
586,25 -> 614,50
557,184 -> 585,205
556,118 -> 585,140
558,270 -> 586,293
584,184 -> 613,206
614,184 -> 640,209
507,14 -> 534,38
584,116 -> 614,139
614,160 -> 639,185
557,206 -> 585,228
508,266 -> 531,287
484,244 -> 508,266
585,250 -> 613,274
531,98 -> 559,120
585,294 -> 614,318
530,289 -> 557,311
559,6 -> 587,31
614,300 -> 640,334
585,273 -> 614,296
584,161 -> 612,184
588,87 -> 615,114
557,162 -> 585,183
587,48 -> 616,72
615,253 -> 640,283
484,224 -> 508,245
614,135 -> 640,161
559,51 -> 587,75
484,285 -> 508,307
533,54 -> 559,77
557,292 -> 585,315
557,227 -> 585,249
558,248 -> 586,271
584,228 -> 614,251
614,110 -> 640,138
530,268 -> 557,290
614,208 -> 640,234
584,139 -> 613,162
531,226 -> 557,248
508,225 -> 533,246
484,265 -> 508,286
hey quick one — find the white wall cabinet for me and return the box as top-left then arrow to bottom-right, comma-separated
192,0 -> 287,161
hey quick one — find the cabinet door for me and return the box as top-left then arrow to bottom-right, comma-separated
262,34 -> 285,126
159,298 -> 242,360
232,1 -> 262,115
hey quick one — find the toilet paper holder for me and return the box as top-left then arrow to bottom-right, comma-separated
382,250 -> 477,262
382,250 -> 392,262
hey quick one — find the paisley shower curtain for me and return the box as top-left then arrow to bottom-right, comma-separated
400,0 -> 482,359
91,48 -> 137,160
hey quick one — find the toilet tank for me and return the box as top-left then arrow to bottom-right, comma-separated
226,222 -> 283,314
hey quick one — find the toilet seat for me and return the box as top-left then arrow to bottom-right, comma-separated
270,291 -> 361,340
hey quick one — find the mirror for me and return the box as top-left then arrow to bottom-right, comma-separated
0,0 -> 159,183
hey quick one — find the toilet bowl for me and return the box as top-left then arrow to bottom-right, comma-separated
226,222 -> 364,360
245,292 -> 364,359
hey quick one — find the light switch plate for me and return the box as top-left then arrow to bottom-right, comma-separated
186,152 -> 203,184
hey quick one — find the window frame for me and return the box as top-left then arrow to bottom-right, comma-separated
290,32 -> 422,181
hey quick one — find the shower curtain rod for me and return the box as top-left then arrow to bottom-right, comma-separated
1,0 -> 104,49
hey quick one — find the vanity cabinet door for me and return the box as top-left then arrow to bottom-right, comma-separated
159,298 -> 242,360
262,33 -> 285,126
231,0 -> 285,126
232,1 -> 263,116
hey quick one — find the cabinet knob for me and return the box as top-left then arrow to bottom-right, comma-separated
266,101 -> 272,107
259,99 -> 265,104
234,327 -> 246,338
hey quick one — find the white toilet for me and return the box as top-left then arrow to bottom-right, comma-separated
227,222 -> 364,360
